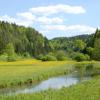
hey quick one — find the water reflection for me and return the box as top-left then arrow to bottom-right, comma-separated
0,72 -> 91,96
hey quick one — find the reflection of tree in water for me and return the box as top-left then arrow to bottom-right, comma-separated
75,63 -> 96,82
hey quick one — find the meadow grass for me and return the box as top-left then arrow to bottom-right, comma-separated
0,76 -> 100,100
0,59 -> 75,88
0,59 -> 100,100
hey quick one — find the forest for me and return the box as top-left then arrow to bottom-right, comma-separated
0,21 -> 51,61
0,21 -> 100,62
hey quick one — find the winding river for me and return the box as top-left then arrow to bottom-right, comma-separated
0,71 -> 91,96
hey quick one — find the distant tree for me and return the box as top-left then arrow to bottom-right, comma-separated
94,28 -> 100,39
86,47 -> 94,57
91,29 -> 100,60
74,40 -> 86,51
5,43 -> 15,55
4,43 -> 16,61
92,39 -> 100,60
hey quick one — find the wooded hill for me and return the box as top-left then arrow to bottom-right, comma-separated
0,21 -> 51,57
0,21 -> 100,61
50,34 -> 92,51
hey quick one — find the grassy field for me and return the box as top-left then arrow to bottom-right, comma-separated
0,59 -> 100,100
0,59 -> 75,88
0,76 -> 100,100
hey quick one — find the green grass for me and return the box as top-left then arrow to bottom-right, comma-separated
0,59 -> 100,100
0,76 -> 100,100
0,59 -> 75,88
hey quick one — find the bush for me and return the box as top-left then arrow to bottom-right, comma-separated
37,54 -> 57,61
74,53 -> 90,62
42,55 -> 57,61
56,50 -> 67,61
37,54 -> 44,60
0,54 -> 8,61
7,55 -> 16,62
37,51 -> 70,61
57,56 -> 67,61
46,55 -> 57,61
23,52 -> 31,58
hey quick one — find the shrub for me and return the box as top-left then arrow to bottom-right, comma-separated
56,50 -> 67,61
41,55 -> 57,61
37,54 -> 44,60
0,54 -> 8,61
23,52 -> 31,58
74,53 -> 90,62
7,55 -> 16,62
37,53 -> 57,61
45,55 -> 57,61
37,51 -> 70,61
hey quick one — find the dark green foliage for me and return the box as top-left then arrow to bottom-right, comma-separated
42,55 -> 57,61
37,51 -> 69,61
86,47 -> 94,57
0,21 -> 51,58
74,53 -> 90,62
92,29 -> 100,60
0,21 -> 100,61
23,52 -> 31,58
50,35 -> 90,52
50,35 -> 91,60
37,53 -> 57,61
92,39 -> 100,60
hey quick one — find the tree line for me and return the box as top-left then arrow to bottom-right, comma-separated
0,21 -> 51,61
0,21 -> 100,61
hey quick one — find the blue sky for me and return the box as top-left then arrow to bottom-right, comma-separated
0,0 -> 99,39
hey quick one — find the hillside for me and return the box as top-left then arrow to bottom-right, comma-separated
50,34 -> 92,51
0,21 -> 51,57
0,21 -> 100,61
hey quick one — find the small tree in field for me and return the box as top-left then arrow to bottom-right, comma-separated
5,43 -> 16,61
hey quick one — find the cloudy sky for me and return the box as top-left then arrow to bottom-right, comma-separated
0,0 -> 99,39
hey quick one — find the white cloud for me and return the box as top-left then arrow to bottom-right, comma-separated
0,4 -> 95,39
0,14 -> 64,26
0,15 -> 34,26
0,15 -> 17,22
0,4 -> 86,26
30,4 -> 86,15
45,24 -> 96,34
17,12 -> 36,21
37,17 -> 63,24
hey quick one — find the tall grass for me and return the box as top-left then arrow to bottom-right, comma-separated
0,59 -> 75,88
0,59 -> 100,100
0,76 -> 100,100
75,61 -> 100,76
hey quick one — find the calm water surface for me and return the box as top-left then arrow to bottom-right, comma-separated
0,72 -> 91,96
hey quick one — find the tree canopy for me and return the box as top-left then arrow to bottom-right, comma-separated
0,21 -> 51,57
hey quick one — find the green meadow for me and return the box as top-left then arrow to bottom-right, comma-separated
0,59 -> 75,88
0,59 -> 100,100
